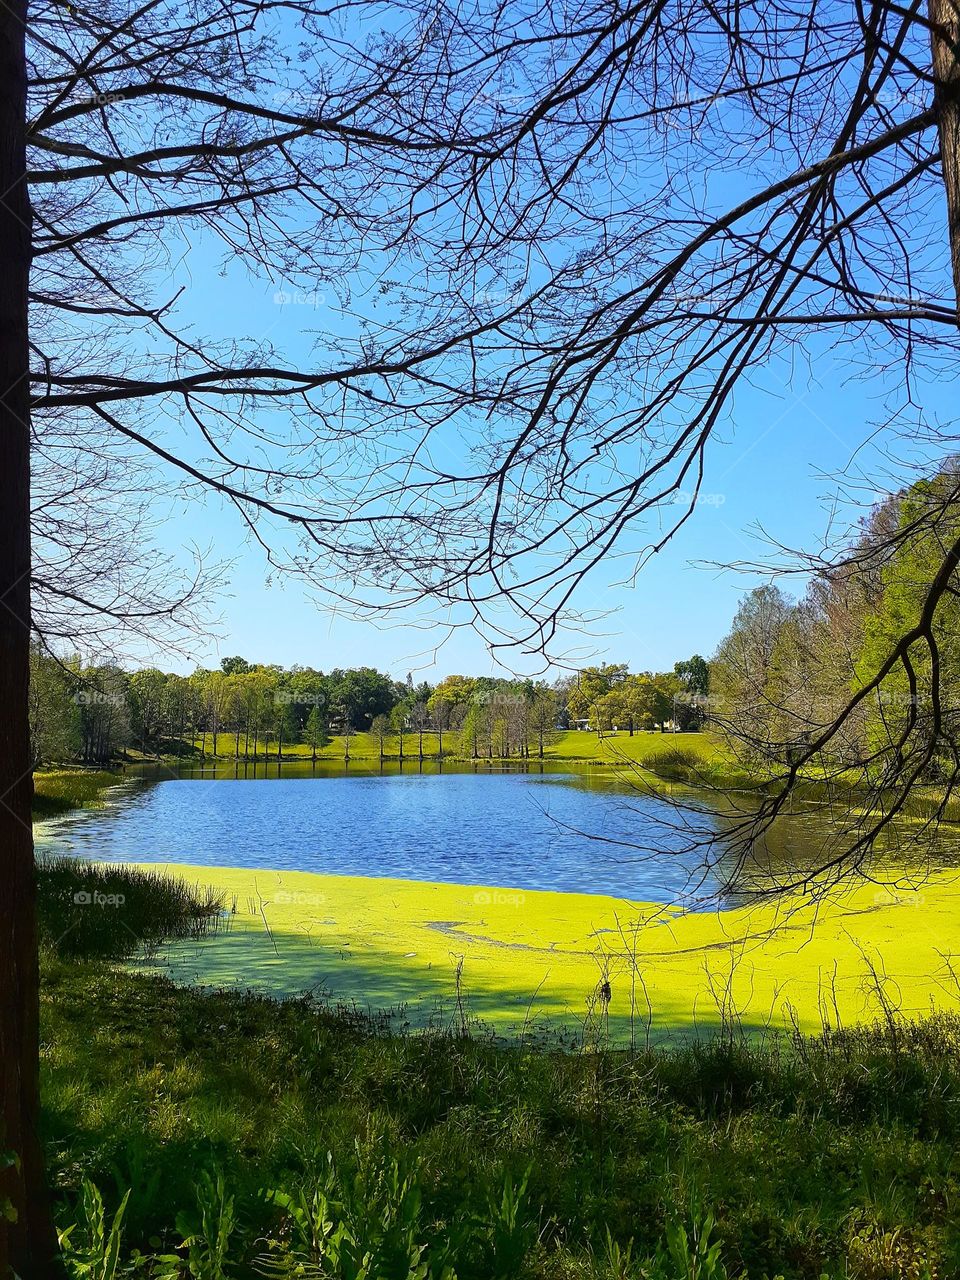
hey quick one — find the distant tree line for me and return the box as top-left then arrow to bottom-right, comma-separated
28,654 -> 710,766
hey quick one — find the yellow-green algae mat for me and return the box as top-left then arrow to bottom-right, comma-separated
130,863 -> 960,1042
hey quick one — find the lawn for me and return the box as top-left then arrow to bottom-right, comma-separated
181,727 -> 728,769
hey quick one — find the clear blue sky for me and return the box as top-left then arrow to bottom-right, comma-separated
123,28 -> 955,683
142,274 -> 946,682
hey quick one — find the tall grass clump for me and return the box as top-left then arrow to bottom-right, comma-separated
37,855 -> 225,959
32,768 -> 127,819
636,746 -> 706,783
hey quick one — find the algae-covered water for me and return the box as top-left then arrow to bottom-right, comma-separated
36,762 -> 960,1038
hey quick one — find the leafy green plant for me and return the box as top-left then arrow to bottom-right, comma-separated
650,1214 -> 733,1280
599,1226 -> 638,1279
486,1168 -> 535,1279
59,1180 -> 131,1280
159,1170 -> 238,1279
257,1148 -> 452,1280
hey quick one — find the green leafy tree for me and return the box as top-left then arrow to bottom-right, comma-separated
305,705 -> 329,763
856,474 -> 960,780
28,648 -> 80,766
371,713 -> 391,763
220,656 -> 251,676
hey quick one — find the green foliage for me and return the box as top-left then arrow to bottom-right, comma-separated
59,1180 -> 131,1280
42,953 -> 960,1280
650,1215 -> 734,1280
486,1168 -> 535,1278
32,767 -> 124,818
36,855 -> 223,959
167,1171 -> 238,1279
30,645 -> 82,765
635,745 -> 705,782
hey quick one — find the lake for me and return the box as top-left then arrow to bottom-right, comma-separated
39,759 -> 951,908
37,761 -> 749,906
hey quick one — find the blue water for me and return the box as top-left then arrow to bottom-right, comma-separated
38,766 -> 731,905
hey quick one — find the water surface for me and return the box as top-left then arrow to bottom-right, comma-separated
39,762 -> 735,905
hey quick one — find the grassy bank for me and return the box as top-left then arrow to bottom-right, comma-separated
43,951 -> 960,1279
36,833 -> 960,1277
32,766 -> 127,819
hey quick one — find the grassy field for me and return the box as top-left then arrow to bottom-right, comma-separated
41,943 -> 960,1279
185,728 -> 725,768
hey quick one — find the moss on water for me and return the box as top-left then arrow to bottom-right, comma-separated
129,862 -> 960,1040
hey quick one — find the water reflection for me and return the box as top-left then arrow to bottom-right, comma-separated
37,760 -> 960,908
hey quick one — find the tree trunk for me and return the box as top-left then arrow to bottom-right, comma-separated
930,0 -> 960,309
0,0 -> 59,1268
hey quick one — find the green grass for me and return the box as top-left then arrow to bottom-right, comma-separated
43,952 -> 960,1279
183,728 -> 725,768
37,856 -> 225,960
33,767 -> 126,819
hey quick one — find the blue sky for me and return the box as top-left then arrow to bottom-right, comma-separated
124,16 -> 957,683
147,263 -> 947,682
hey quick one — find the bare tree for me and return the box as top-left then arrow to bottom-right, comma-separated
2,0 -> 468,1266
273,0 -> 960,887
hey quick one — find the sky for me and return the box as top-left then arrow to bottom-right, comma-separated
143,312 -> 945,683
115,10 -> 958,684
